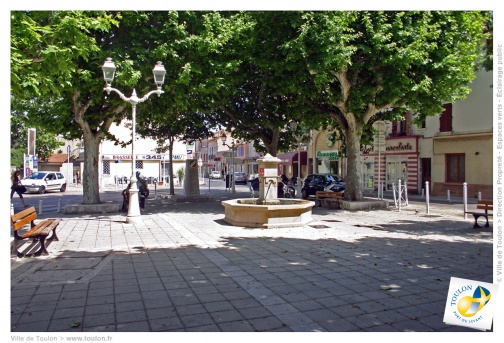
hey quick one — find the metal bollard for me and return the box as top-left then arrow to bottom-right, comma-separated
447,190 -> 451,202
426,181 -> 430,215
57,199 -> 61,212
478,192 -> 482,201
398,179 -> 402,212
421,188 -> 424,198
38,200 -> 43,214
463,183 -> 468,220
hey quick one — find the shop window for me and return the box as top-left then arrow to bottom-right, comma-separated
136,160 -> 144,170
446,154 -> 465,182
440,103 -> 453,132
103,161 -> 110,175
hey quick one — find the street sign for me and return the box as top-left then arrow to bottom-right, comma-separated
207,163 -> 215,167
187,150 -> 193,154
189,159 -> 198,168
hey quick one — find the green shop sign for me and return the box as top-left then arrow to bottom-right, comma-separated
316,150 -> 338,161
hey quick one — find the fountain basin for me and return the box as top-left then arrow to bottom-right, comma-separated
221,198 -> 315,228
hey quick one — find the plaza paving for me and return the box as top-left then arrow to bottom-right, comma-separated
10,187 -> 493,332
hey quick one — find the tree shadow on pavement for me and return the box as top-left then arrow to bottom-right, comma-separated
11,229 -> 492,333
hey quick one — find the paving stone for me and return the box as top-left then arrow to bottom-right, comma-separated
180,313 -> 215,328
10,192 -> 492,333
249,316 -> 286,331
150,316 -> 185,331
210,309 -> 244,323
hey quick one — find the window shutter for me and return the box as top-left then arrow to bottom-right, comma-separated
440,103 -> 453,132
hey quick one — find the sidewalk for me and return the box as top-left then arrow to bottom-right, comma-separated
10,187 -> 493,333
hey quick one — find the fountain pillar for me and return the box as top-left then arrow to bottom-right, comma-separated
257,154 -> 281,205
221,153 -> 314,228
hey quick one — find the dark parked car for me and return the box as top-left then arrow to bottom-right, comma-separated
301,173 -> 345,199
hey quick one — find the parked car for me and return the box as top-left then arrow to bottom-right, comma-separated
21,171 -> 67,194
209,171 -> 222,179
301,173 -> 345,199
234,172 -> 248,184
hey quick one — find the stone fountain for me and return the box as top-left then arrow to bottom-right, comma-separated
221,154 -> 314,228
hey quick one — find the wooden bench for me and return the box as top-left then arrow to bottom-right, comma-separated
314,191 -> 344,209
10,206 -> 60,257
465,200 -> 493,229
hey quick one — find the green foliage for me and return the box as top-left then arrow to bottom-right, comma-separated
10,110 -> 63,166
177,167 -> 185,183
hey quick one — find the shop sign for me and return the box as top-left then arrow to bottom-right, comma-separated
316,150 -> 338,161
102,154 -> 186,161
386,142 -> 413,152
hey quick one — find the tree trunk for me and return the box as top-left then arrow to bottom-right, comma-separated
344,126 -> 363,201
264,128 -> 279,157
82,132 -> 101,204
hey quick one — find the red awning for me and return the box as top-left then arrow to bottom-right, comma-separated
277,151 -> 307,165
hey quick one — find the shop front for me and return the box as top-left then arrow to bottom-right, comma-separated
102,153 -> 187,186
359,136 -> 420,194
277,151 -> 307,179
316,150 -> 339,175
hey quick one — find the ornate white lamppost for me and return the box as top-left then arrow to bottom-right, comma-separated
102,57 -> 166,223
289,121 -> 307,199
220,133 -> 243,194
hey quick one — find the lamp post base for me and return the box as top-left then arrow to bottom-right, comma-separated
126,180 -> 142,223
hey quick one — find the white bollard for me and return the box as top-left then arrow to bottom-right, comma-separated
478,192 -> 482,201
38,200 -> 43,214
426,181 -> 430,215
421,188 -> 424,198
463,183 -> 468,220
447,190 -> 451,202
398,179 -> 402,212
11,203 -> 14,215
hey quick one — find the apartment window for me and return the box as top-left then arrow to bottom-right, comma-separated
136,160 -> 144,170
237,146 -> 245,157
440,103 -> 453,132
446,154 -> 465,182
103,161 -> 110,175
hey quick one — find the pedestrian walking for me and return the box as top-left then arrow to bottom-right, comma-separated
75,170 -> 80,185
11,170 -> 29,208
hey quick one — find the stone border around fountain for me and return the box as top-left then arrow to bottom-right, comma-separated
221,199 -> 315,229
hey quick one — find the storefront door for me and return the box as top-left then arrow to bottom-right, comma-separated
386,161 -> 408,190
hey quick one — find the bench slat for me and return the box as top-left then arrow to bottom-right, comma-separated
12,212 -> 38,231
10,206 -> 36,223
21,219 -> 58,238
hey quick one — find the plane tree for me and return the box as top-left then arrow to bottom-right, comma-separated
194,11 -> 330,156
284,11 -> 489,200
10,11 -> 226,204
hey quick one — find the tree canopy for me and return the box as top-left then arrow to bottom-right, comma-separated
283,11 -> 489,200
11,10 -> 490,202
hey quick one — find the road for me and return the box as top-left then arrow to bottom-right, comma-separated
11,179 -> 478,216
